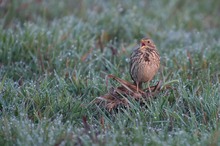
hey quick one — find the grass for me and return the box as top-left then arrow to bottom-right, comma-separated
0,0 -> 220,145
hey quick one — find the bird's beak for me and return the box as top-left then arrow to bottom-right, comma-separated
141,40 -> 145,46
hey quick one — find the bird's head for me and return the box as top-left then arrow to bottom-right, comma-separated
140,38 -> 156,49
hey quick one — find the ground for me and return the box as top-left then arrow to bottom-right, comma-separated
0,0 -> 220,145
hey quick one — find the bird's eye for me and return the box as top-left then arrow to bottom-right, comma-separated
147,40 -> 150,44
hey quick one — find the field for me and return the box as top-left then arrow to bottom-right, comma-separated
0,0 -> 220,145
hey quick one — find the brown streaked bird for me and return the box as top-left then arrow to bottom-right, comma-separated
130,38 -> 160,92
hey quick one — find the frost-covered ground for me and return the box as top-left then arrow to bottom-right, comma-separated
0,0 -> 220,145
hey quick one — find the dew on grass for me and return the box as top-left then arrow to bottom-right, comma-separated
26,135 -> 33,143
125,58 -> 130,62
199,96 -> 203,101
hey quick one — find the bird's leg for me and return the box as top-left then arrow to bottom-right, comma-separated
136,82 -> 142,93
147,82 -> 152,96
147,82 -> 151,92
136,82 -> 139,92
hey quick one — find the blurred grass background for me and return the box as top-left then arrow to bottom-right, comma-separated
0,0 -> 220,145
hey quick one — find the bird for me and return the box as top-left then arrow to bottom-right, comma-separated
130,38 -> 160,93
